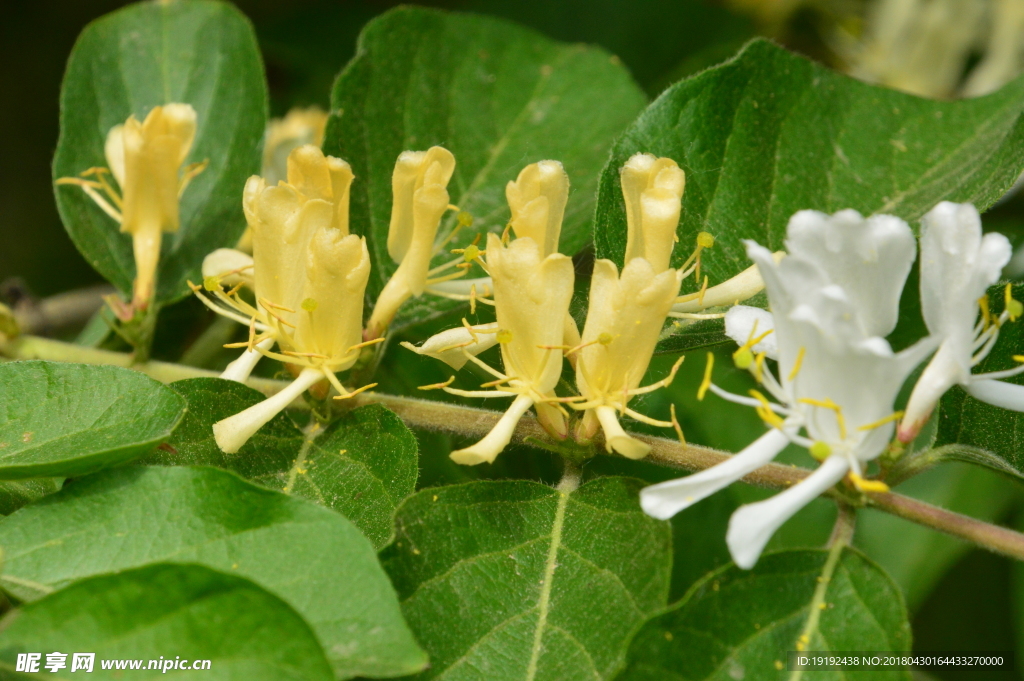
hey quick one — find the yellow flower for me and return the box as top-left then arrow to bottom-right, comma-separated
57,103 -> 204,310
236,106 -> 330,252
406,160 -> 576,465
573,153 -> 686,459
367,147 -> 458,338
194,144 -> 372,453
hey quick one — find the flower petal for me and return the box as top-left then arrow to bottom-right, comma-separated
639,429 -> 790,520
450,394 -> 534,465
726,454 -> 849,569
964,378 -> 1024,412
724,305 -> 777,359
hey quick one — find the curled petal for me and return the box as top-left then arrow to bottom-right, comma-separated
724,305 -> 777,359
673,259 -> 774,314
964,378 -> 1024,412
595,405 -> 650,459
726,454 -> 849,569
401,323 -> 499,370
213,368 -> 322,453
220,338 -> 275,383
450,394 -> 534,465
640,429 -> 790,520
202,248 -> 255,289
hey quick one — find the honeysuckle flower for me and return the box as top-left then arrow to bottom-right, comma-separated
56,103 -> 204,311
899,202 -> 1019,442
236,106 -> 330,253
405,160 -> 576,465
572,153 -> 686,460
641,208 -> 934,569
192,144 -> 373,453
367,147 -> 469,338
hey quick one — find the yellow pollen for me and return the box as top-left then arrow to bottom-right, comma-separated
979,295 -> 992,329
597,332 -> 614,346
733,346 -> 754,369
457,211 -> 474,227
301,298 -> 318,312
697,352 -> 714,401
1005,283 -> 1022,322
496,329 -> 513,344
848,471 -> 890,494
697,231 -> 715,249
787,346 -> 806,381
749,389 -> 785,429
809,441 -> 831,461
754,351 -> 767,383
203,276 -> 221,292
462,243 -> 481,262
1014,355 -> 1024,363
857,410 -> 904,431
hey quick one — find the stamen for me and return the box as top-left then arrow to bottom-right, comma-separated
670,404 -> 686,445
346,337 -> 387,353
481,375 -> 518,388
179,159 -> 209,197
798,397 -> 847,440
979,295 -> 991,330
259,298 -> 297,313
857,411 -> 904,431
333,382 -> 378,400
624,407 -> 673,428
697,352 -> 714,401
749,389 -> 785,429
1006,283 -> 1023,322
788,347 -> 806,381
754,351 -> 767,384
418,376 -> 456,391
847,471 -> 890,494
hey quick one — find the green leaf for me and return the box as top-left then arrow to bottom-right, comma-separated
935,283 -> 1024,474
594,39 -> 1024,283
287,404 -> 419,550
324,6 -> 647,329
53,0 -> 267,303
0,361 -> 185,480
0,563 -> 334,681
0,479 -> 62,517
654,318 -> 729,355
616,548 -> 912,681
381,476 -> 672,680
0,466 -> 427,679
141,377 -> 302,485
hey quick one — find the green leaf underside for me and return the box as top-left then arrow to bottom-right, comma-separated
0,478 -> 62,517
53,0 -> 267,303
145,378 -> 303,485
325,6 -> 647,329
289,404 -> 419,550
381,477 -> 672,680
0,361 -> 185,479
0,563 -> 334,681
935,284 -> 1024,475
0,466 -> 426,679
654,318 -> 730,355
617,549 -> 911,681
594,38 -> 1024,288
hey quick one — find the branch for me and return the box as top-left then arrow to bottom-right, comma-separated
2,282 -> 114,335
3,333 -> 1024,562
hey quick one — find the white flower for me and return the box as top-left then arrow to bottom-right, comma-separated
899,202 -> 1019,441
641,208 -> 934,569
57,104 -> 205,311
194,144 -> 373,453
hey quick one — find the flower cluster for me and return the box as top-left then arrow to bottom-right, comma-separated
640,202 -> 1023,569
405,153 -> 769,465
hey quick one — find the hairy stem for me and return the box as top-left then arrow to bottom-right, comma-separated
3,333 -> 1024,562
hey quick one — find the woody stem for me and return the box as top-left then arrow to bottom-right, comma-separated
3,332 -> 1024,562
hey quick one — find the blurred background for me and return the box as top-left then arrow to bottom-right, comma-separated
3,1 -> 1024,678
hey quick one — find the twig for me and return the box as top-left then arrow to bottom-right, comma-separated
3,333 -> 1024,561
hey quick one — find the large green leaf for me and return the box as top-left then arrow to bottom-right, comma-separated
0,466 -> 426,679
0,479 -> 62,517
380,476 -> 672,681
0,563 -> 334,681
53,0 -> 267,303
935,284 -> 1024,474
594,39 -> 1024,282
288,404 -> 419,550
0,361 -> 185,479
616,548 -> 911,681
142,377 -> 303,485
324,6 -> 647,329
